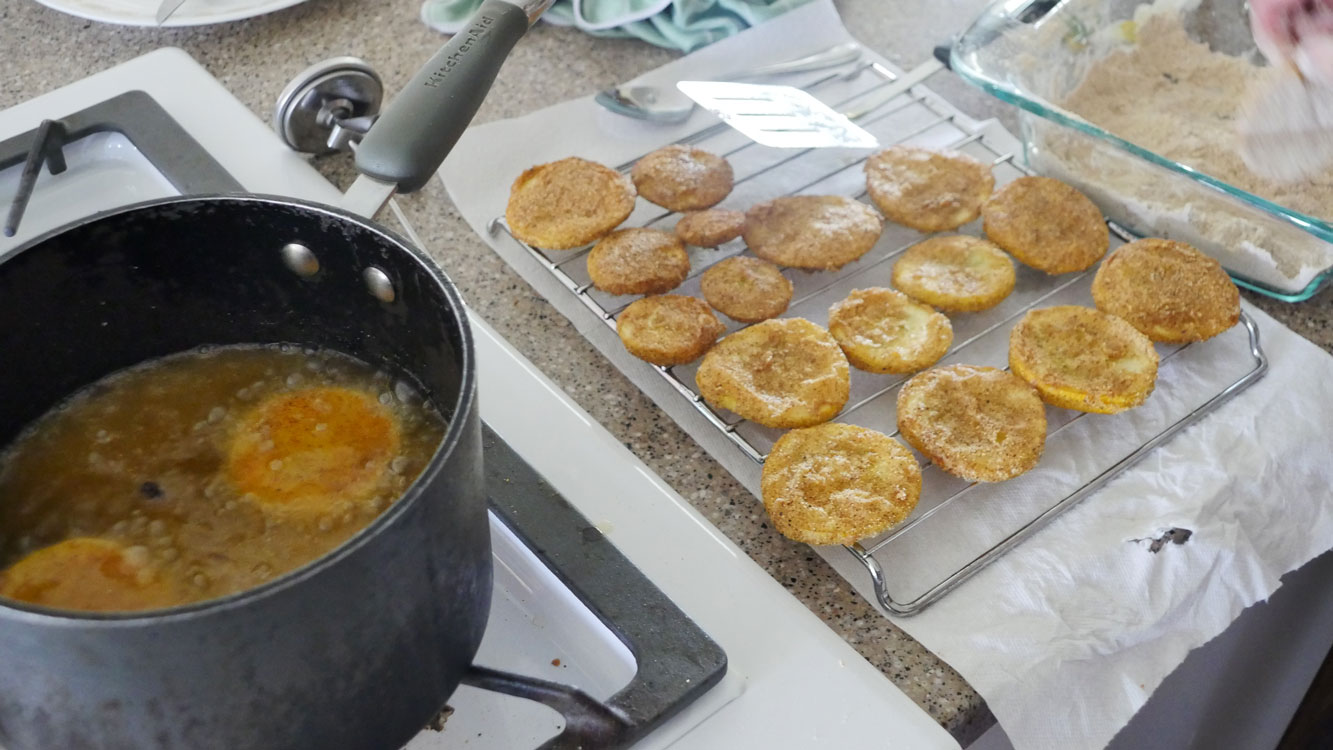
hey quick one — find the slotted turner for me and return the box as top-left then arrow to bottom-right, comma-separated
676,59 -> 941,149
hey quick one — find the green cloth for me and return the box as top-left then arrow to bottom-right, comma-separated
421,0 -> 814,52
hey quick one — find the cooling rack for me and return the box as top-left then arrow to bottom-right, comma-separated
486,60 -> 1268,616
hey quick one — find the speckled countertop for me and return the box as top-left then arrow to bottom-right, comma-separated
3,0 -> 1332,745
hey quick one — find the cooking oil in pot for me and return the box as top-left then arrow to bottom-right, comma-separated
0,344 -> 445,613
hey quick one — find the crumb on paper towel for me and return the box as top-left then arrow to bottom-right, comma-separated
1130,527 -> 1194,553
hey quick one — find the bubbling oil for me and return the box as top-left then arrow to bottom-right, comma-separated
0,345 -> 446,612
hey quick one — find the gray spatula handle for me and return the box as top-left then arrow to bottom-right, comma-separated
354,0 -> 532,193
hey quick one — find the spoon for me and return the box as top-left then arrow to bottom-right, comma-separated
595,41 -> 864,124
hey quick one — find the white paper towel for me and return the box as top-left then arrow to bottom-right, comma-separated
438,3 -> 1333,748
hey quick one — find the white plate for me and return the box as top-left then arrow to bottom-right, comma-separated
34,0 -> 308,27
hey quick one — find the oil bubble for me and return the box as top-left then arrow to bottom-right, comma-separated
393,381 -> 417,404
123,545 -> 151,567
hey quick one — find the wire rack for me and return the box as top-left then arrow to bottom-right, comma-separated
487,60 -> 1269,616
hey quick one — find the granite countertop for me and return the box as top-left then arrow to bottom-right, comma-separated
3,0 -> 1332,745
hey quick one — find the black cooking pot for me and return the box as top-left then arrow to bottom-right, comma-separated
0,1 -> 549,748
0,198 -> 485,750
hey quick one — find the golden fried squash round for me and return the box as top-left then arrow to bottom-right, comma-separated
586,228 -> 691,296
743,195 -> 883,270
674,209 -> 746,247
696,318 -> 849,428
699,256 -> 793,323
631,145 -> 734,212
617,295 -> 724,366
227,387 -> 401,516
982,176 -> 1108,274
506,157 -> 637,250
864,146 -> 995,232
897,365 -> 1046,482
1092,238 -> 1240,343
1009,306 -> 1158,414
761,423 -> 921,546
827,288 -> 953,374
0,538 -> 179,612
891,235 -> 1016,312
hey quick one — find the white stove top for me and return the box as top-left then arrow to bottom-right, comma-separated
0,48 -> 959,750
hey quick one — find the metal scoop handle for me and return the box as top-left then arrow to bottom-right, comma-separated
717,41 -> 862,80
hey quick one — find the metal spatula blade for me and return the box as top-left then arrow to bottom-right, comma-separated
676,81 -> 879,149
1238,69 -> 1333,183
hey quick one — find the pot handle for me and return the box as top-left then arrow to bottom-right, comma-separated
461,665 -> 633,749
353,0 -> 548,194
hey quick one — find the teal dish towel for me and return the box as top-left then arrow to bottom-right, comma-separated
421,0 -> 814,52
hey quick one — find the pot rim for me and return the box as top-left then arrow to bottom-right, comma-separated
0,194 -> 479,626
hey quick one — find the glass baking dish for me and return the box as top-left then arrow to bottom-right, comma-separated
950,0 -> 1333,301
